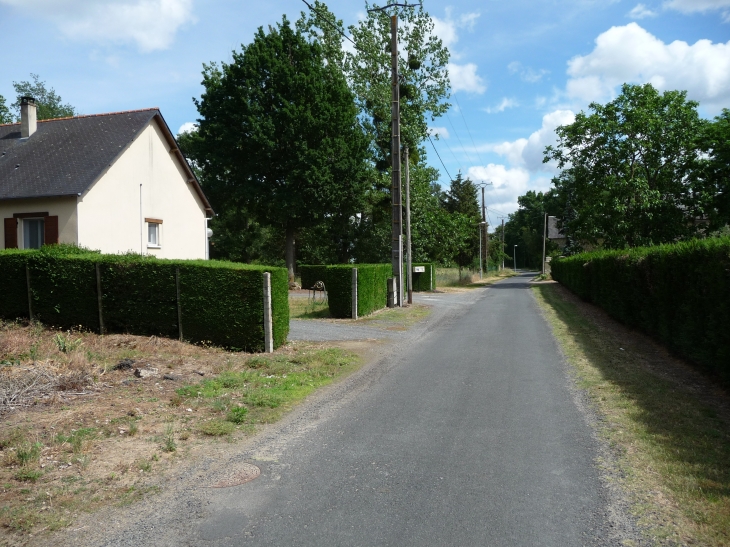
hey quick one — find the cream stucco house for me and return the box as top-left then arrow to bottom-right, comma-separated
0,97 -> 213,258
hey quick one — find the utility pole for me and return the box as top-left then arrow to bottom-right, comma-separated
542,212 -> 547,276
477,182 -> 492,277
391,14 -> 403,306
501,218 -> 505,271
368,3 -> 418,307
405,146 -> 412,305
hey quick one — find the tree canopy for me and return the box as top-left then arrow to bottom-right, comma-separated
0,95 -> 11,124
544,83 -> 706,249
12,74 -> 76,120
189,17 -> 369,278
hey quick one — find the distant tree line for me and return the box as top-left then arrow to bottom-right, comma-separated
0,74 -> 76,124
504,83 -> 730,269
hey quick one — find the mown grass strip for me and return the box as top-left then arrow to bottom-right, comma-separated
175,347 -> 359,426
532,283 -> 730,546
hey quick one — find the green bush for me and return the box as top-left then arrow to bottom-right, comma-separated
409,263 -> 435,292
551,238 -> 730,383
299,264 -> 391,318
0,246 -> 289,351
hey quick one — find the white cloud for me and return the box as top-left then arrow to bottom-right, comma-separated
0,0 -> 195,52
466,164 -> 551,217
432,7 -> 480,50
628,3 -> 657,18
507,61 -> 549,83
449,63 -> 487,94
492,110 -> 576,173
177,122 -> 197,135
484,98 -> 518,114
428,126 -> 450,139
566,23 -> 730,111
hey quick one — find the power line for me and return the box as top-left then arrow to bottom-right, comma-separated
428,134 -> 453,182
453,95 -> 486,166
445,111 -> 477,168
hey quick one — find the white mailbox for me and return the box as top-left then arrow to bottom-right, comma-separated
413,266 -> 426,273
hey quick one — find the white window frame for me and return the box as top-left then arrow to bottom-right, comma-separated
146,218 -> 162,249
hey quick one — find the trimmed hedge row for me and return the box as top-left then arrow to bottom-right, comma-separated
0,247 -> 289,351
299,264 -> 392,318
410,263 -> 435,292
551,237 -> 730,383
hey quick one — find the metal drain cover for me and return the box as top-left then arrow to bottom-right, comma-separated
209,463 -> 261,488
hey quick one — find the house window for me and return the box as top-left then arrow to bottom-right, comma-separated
23,218 -> 45,249
146,218 -> 162,248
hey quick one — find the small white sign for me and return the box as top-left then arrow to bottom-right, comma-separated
413,266 -> 425,273
545,257 -> 552,263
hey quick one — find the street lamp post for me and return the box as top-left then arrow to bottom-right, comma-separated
513,245 -> 518,272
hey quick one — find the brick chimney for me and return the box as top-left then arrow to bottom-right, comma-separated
20,96 -> 37,138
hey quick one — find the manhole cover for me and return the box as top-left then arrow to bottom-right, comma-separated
209,463 -> 261,488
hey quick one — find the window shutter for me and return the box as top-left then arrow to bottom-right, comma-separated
44,215 -> 59,245
4,218 -> 18,249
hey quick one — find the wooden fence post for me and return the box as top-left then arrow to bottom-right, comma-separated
25,263 -> 33,321
176,267 -> 183,342
263,272 -> 273,353
352,268 -> 358,320
96,263 -> 105,334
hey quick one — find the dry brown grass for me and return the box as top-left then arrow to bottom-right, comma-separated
0,320 -> 360,545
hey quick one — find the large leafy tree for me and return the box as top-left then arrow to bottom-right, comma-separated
190,17 -> 369,278
297,2 -> 451,265
12,74 -> 76,120
545,83 -> 706,248
0,95 -> 11,124
503,190 -> 560,269
698,109 -> 730,231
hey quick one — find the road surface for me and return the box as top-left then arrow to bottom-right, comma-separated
62,273 -> 637,546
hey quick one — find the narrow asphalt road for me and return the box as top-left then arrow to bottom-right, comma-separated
65,273 -> 633,546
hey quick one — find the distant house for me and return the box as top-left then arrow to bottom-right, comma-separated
0,97 -> 213,258
547,216 -> 566,249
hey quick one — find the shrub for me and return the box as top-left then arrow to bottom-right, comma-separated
551,237 -> 730,384
0,246 -> 289,351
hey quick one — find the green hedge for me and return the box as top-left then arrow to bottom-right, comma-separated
300,264 -> 391,318
300,266 -> 329,291
409,263 -> 435,292
0,246 -> 289,351
551,238 -> 730,383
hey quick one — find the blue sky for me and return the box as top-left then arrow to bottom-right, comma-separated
1,0 -> 728,227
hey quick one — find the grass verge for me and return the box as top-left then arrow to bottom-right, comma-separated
0,319 -> 360,544
532,283 -> 730,546
288,297 -> 330,319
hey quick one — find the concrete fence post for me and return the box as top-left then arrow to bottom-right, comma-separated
96,263 -> 105,335
25,263 -> 33,321
352,268 -> 358,320
176,267 -> 183,342
263,272 -> 273,353
387,277 -> 397,308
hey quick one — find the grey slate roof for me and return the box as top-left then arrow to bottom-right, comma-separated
0,109 -> 212,214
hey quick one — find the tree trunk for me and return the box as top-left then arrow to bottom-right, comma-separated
285,227 -> 296,282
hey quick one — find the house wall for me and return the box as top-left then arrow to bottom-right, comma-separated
77,121 -> 207,259
0,197 -> 77,248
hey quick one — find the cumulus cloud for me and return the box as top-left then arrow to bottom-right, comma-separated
566,23 -> 730,111
432,7 -> 480,50
491,110 -> 575,173
465,164 -> 552,216
177,122 -> 197,135
0,0 -> 195,52
483,98 -> 518,114
628,3 -> 657,18
428,126 -> 450,139
508,61 -> 550,83
449,63 -> 487,94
